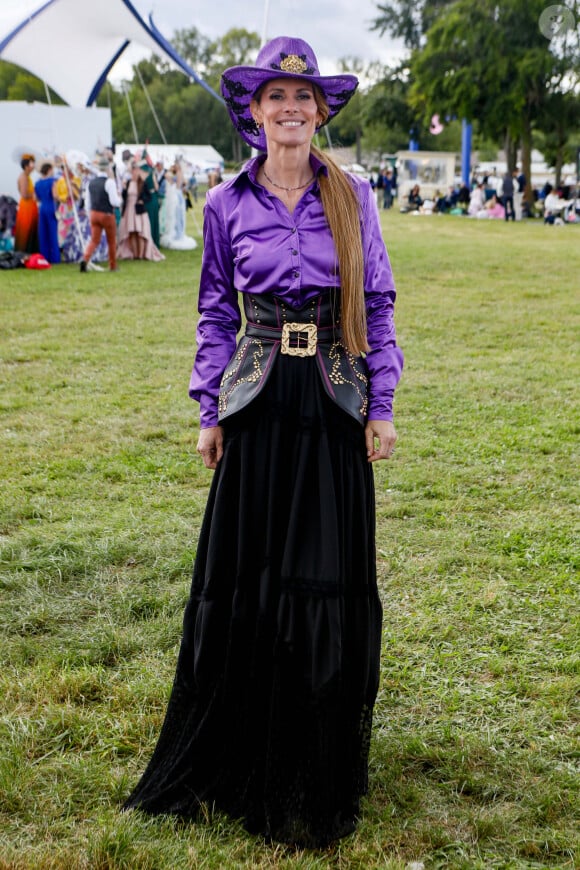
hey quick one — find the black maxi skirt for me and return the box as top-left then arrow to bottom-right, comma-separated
124,350 -> 383,848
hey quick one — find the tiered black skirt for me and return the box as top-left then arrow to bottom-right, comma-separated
124,352 -> 382,848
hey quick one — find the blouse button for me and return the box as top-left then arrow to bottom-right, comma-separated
291,227 -> 297,233
291,249 -> 298,256
293,270 -> 299,278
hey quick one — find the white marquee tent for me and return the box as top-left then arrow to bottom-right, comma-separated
0,0 -> 226,197
0,0 -> 222,108
114,143 -> 225,177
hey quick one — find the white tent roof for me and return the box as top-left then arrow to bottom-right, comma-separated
115,143 -> 225,170
0,0 -> 222,107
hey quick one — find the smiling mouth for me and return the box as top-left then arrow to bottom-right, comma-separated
278,121 -> 303,127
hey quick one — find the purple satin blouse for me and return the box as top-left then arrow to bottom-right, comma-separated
189,154 -> 403,428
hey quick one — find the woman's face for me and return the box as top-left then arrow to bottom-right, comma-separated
251,78 -> 322,149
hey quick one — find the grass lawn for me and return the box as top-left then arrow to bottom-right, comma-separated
0,206 -> 578,869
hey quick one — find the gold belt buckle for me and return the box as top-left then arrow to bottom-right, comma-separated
280,322 -> 317,357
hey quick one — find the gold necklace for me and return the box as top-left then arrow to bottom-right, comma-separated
262,166 -> 315,192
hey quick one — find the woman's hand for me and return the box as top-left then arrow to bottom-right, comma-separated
365,419 -> 397,463
197,426 -> 224,469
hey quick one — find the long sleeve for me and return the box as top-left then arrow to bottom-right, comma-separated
359,180 -> 404,421
188,164 -> 403,427
105,177 -> 122,208
188,193 -> 241,427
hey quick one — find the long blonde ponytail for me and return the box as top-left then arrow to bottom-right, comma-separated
310,143 -> 369,355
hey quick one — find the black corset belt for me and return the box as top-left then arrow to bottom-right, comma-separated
218,291 -> 368,425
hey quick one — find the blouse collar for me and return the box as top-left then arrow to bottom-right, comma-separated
240,152 -> 329,189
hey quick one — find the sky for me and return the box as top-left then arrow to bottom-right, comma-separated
0,0 -> 405,82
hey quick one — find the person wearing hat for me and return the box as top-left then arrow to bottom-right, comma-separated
79,155 -> 121,272
124,36 -> 403,847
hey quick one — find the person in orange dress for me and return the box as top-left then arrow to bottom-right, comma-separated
14,154 -> 39,253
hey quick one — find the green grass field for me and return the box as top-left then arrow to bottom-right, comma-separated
1,207 -> 578,869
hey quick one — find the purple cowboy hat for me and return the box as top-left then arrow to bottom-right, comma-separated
221,36 -> 358,151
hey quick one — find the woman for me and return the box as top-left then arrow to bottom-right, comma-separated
484,193 -> 505,220
407,184 -> 423,211
124,36 -> 403,847
34,161 -> 60,264
160,162 -> 197,251
140,157 -> 161,248
468,182 -> 486,217
117,162 -> 164,262
13,154 -> 38,253
55,161 -> 84,262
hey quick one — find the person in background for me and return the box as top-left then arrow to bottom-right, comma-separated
375,167 -> 385,208
140,157 -> 160,248
188,171 -> 199,204
14,154 -> 38,253
154,159 -> 167,220
155,160 -> 167,199
484,193 -> 506,219
55,159 -> 82,262
407,184 -> 423,211
124,34 -> 403,849
159,162 -> 196,251
468,182 -> 486,217
501,170 -> 515,221
80,155 -> 121,272
117,161 -> 164,262
120,150 -> 134,188
435,186 -> 459,214
34,161 -> 60,264
457,183 -> 471,212
207,167 -> 223,189
513,167 -> 524,220
383,168 -> 394,209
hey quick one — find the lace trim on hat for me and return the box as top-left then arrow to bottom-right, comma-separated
222,74 -> 252,97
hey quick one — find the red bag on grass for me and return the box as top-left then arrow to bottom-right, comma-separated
25,253 -> 51,270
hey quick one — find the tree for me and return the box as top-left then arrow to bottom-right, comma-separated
0,60 -> 63,103
372,0 -> 453,50
362,64 -> 416,157
207,29 -> 261,163
210,28 -> 261,72
406,0 -> 580,207
325,57 -> 366,161
172,26 -> 213,71
536,91 -> 580,186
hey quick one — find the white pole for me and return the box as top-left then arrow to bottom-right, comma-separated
62,161 -> 85,259
123,81 -> 140,144
261,0 -> 271,45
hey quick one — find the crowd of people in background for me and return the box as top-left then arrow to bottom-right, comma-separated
3,152 -> 578,267
340,160 -> 577,226
396,165 -> 578,223
2,147 -> 207,268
